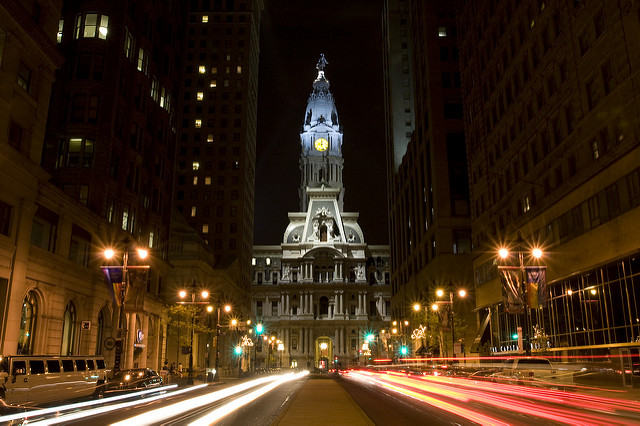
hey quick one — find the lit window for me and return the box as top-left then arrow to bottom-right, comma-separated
137,48 -> 144,71
124,28 -> 133,58
122,208 -> 129,231
198,65 -> 206,74
207,134 -> 213,143
192,162 -> 200,170
211,66 -> 218,74
251,258 -> 256,266
191,206 -> 197,217
151,77 -> 158,101
99,15 -> 109,39
197,92 -> 204,101
57,20 -> 64,43
149,231 -> 154,248
202,15 -> 209,23
438,27 -> 447,37
210,80 -> 217,88
193,176 -> 198,185
160,87 -> 166,108
236,66 -> 242,74
225,53 -> 231,61
523,195 -> 531,212
202,224 -> 209,233
84,13 -> 97,37
266,258 -> 271,265
195,119 -> 202,128
205,177 -> 212,185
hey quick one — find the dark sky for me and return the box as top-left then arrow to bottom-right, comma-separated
253,0 -> 388,245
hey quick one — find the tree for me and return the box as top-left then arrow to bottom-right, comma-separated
163,305 -> 215,358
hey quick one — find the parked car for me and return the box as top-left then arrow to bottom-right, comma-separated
0,355 -> 107,410
492,357 -> 574,389
106,368 -> 162,392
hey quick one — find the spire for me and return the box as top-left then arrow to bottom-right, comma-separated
314,53 -> 330,90
304,54 -> 338,129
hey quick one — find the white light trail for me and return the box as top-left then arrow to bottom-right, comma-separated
111,372 -> 308,426
190,371 -> 309,425
24,384 -> 206,425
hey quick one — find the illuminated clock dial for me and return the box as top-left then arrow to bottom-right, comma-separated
314,138 -> 329,151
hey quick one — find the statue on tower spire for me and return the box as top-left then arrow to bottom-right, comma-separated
316,53 -> 328,72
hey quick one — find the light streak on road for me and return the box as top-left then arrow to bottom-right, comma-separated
344,369 -> 640,425
112,371 -> 308,426
22,384 -> 205,425
0,384 -> 181,423
189,371 -> 309,425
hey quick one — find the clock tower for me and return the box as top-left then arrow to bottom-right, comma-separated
299,54 -> 345,212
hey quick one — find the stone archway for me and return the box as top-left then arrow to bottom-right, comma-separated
314,336 -> 333,371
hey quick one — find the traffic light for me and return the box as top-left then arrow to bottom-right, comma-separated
234,346 -> 242,355
399,346 -> 408,356
256,323 -> 263,334
366,333 -> 374,342
334,356 -> 338,364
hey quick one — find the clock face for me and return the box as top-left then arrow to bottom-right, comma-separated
314,138 -> 329,151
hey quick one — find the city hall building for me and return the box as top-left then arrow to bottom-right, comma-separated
251,57 -> 391,370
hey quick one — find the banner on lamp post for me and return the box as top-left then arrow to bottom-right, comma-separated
102,266 -> 124,306
499,266 -> 525,314
526,266 -> 548,309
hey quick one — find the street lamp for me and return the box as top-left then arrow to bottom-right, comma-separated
213,303 -> 232,382
497,240 -> 546,355
101,245 -> 149,372
177,280 -> 210,385
435,288 -> 466,358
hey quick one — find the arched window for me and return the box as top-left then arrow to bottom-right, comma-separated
61,301 -> 76,355
319,296 -> 329,316
18,291 -> 37,355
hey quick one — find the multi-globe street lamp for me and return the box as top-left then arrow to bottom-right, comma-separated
177,280 -> 210,385
101,245 -> 149,372
497,242 -> 545,355
431,288 -> 466,358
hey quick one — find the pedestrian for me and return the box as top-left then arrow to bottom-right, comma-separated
178,362 -> 183,376
163,360 -> 169,370
170,362 -> 175,374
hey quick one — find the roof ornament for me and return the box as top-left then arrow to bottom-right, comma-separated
316,53 -> 328,72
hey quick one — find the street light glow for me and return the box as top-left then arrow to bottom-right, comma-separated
499,248 -> 509,258
413,304 -> 420,311
104,248 -> 115,259
436,289 -> 444,297
459,290 -> 466,298
532,247 -> 543,259
224,305 -> 231,312
137,248 -> 148,259
179,290 -> 187,299
432,303 -> 439,311
201,290 -> 209,299
207,305 -> 213,312
231,319 -> 237,326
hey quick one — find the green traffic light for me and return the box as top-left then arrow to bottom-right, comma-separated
366,333 -> 374,342
256,323 -> 263,334
234,346 -> 242,355
512,333 -> 519,339
400,346 -> 408,355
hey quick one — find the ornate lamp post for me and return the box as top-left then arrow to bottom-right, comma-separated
177,280 -> 210,385
214,303 -> 231,381
101,246 -> 149,372
498,242 -> 545,355
434,288 -> 466,358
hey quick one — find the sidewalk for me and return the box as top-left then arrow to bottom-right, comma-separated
274,375 -> 374,426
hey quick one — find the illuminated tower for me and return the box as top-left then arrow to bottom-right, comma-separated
299,54 -> 345,212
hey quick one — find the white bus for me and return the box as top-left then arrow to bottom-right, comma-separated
0,355 -> 108,408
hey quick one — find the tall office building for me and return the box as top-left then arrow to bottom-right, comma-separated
384,0 -> 473,356
459,0 -> 640,359
175,0 -> 263,298
40,0 -> 184,368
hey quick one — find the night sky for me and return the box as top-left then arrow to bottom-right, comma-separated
253,0 -> 389,245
